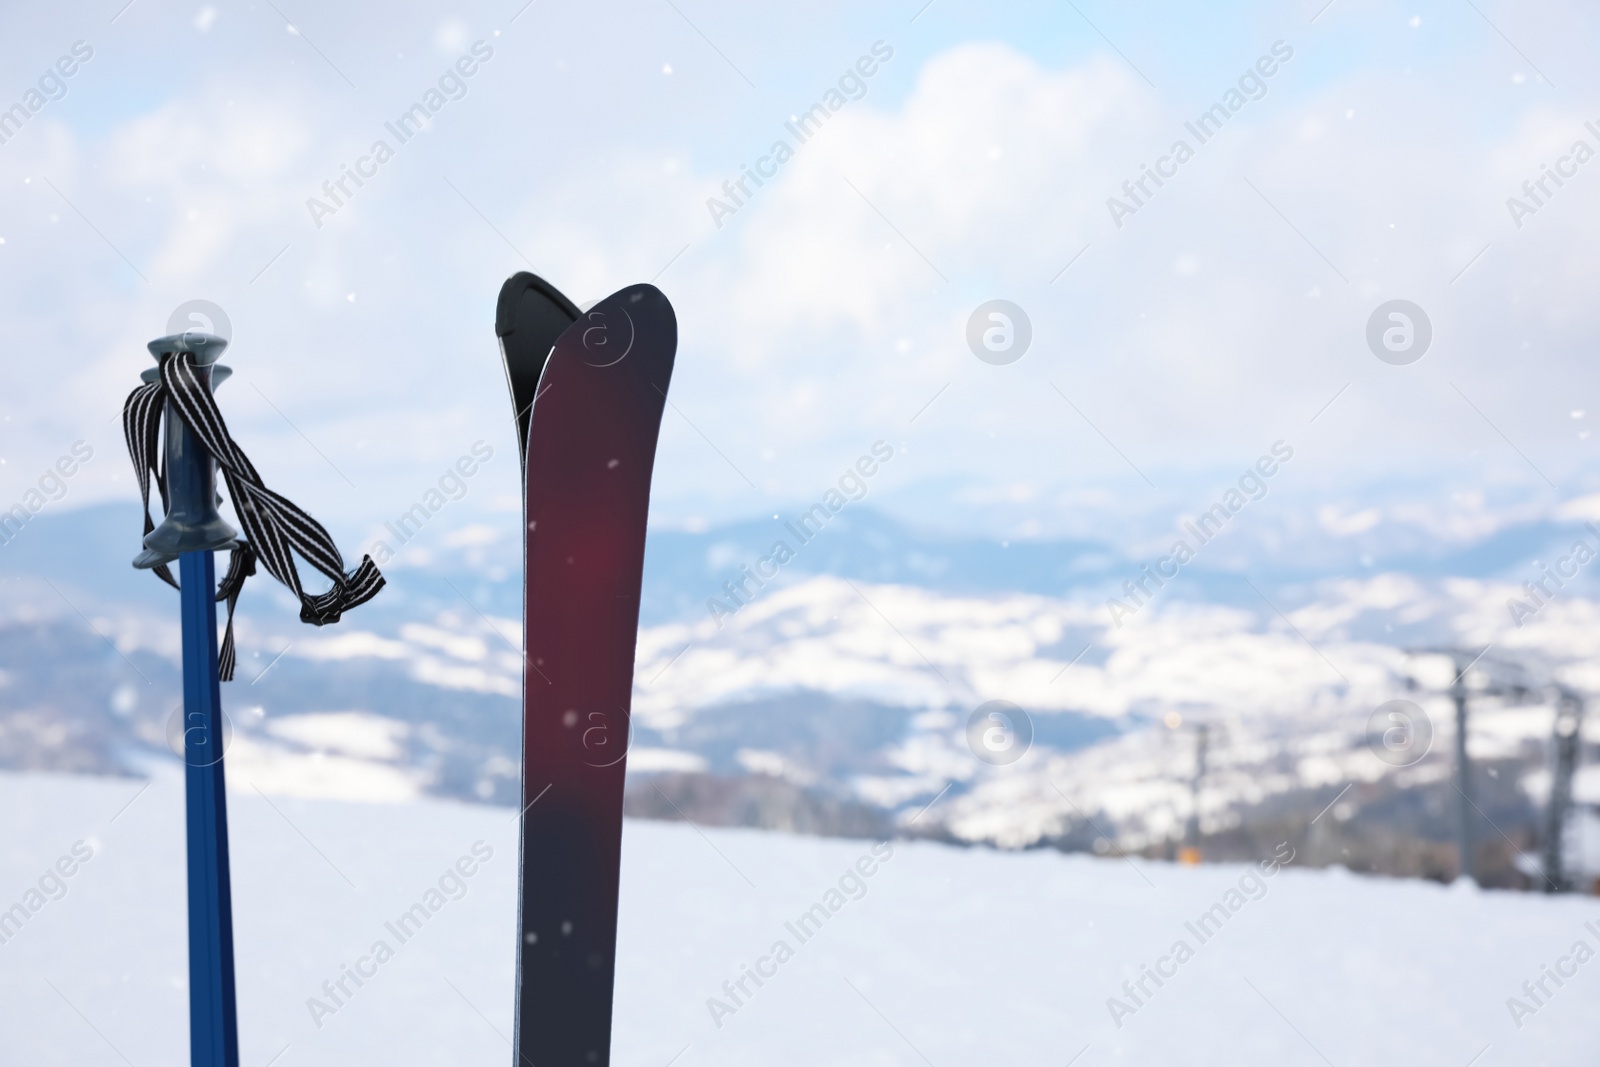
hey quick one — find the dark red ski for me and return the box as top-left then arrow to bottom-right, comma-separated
502,280 -> 676,1066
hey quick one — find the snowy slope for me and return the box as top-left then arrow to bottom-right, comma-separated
2,771 -> 1596,1066
7,501 -> 1600,866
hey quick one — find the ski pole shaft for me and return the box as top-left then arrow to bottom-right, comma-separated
140,334 -> 241,1067
179,545 -> 240,1067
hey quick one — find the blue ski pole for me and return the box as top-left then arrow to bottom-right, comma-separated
133,331 -> 241,1067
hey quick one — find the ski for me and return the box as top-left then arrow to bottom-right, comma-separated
499,279 -> 677,1066
496,271 -> 581,471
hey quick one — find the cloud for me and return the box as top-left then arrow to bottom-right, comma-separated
4,5 -> 1599,546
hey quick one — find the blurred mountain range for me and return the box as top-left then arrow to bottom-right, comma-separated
4,498 -> 1599,888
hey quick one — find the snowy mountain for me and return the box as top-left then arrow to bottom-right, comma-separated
4,500 -> 1600,888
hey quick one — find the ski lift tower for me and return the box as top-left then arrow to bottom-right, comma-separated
1166,715 -> 1216,864
1185,722 -> 1209,859
1541,686 -> 1586,893
1404,647 -> 1533,886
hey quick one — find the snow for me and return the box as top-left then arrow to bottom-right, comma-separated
44,553 -> 1600,856
2,770 -> 1597,1065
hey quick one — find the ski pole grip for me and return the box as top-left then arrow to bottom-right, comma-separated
142,330 -> 232,385
131,331 -> 237,569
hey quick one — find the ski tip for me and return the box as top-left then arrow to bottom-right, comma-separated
498,272 -> 583,472
561,284 -> 677,378
599,282 -> 676,335
496,272 -> 580,338
615,282 -> 672,311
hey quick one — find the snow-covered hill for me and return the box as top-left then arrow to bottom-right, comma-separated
2,771 -> 1596,1066
6,503 -> 1600,881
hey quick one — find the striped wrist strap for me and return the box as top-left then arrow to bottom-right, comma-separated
122,352 -> 384,680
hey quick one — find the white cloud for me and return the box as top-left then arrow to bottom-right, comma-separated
4,5 -> 1600,542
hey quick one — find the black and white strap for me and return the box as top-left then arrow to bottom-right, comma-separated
122,352 -> 384,680
122,371 -> 180,594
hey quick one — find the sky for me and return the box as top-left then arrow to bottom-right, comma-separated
2,0 -> 1598,556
